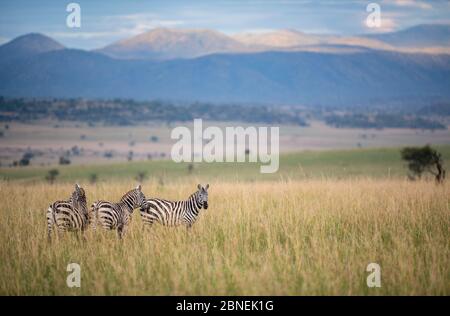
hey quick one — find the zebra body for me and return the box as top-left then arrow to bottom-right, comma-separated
140,184 -> 209,228
92,185 -> 145,238
46,184 -> 88,241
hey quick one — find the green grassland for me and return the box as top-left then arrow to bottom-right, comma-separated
1,145 -> 450,183
1,146 -> 449,295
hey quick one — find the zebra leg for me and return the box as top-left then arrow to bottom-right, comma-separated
81,227 -> 88,242
75,230 -> 86,243
117,224 -> 125,239
91,204 -> 98,230
46,207 -> 54,242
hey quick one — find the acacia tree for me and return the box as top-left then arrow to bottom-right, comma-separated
401,145 -> 445,183
45,169 -> 59,184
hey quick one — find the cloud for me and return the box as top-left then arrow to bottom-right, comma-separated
362,10 -> 400,33
48,31 -> 117,39
382,0 -> 432,10
0,37 -> 9,44
379,17 -> 398,32
48,14 -> 185,41
105,13 -> 185,36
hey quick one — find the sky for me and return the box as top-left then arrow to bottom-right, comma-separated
0,0 -> 449,49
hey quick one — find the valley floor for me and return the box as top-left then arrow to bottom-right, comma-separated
1,121 -> 449,167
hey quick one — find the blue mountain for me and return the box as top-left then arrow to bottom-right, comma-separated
0,32 -> 449,106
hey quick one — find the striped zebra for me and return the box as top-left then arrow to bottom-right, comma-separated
91,185 -> 145,239
140,184 -> 209,229
46,183 -> 89,241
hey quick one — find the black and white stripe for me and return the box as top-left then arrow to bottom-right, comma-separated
46,184 -> 89,241
91,185 -> 145,238
140,184 -> 209,229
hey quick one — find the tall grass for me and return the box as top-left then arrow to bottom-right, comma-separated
0,179 -> 448,295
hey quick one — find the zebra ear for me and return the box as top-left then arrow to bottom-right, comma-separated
75,183 -> 81,190
197,184 -> 202,191
136,184 -> 142,191
205,184 -> 209,190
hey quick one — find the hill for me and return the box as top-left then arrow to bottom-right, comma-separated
96,28 -> 248,60
0,47 -> 449,106
0,33 -> 64,66
364,24 -> 450,48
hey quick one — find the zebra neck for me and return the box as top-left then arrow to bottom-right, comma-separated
120,195 -> 135,212
188,193 -> 202,215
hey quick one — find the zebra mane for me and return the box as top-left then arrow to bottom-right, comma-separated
70,188 -> 87,214
120,188 -> 142,211
189,190 -> 203,209
120,188 -> 138,202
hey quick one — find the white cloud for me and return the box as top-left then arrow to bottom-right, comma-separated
362,11 -> 400,33
382,0 -> 433,10
48,14 -> 185,41
0,37 -> 9,44
379,17 -> 398,32
48,31 -> 117,39
104,13 -> 185,36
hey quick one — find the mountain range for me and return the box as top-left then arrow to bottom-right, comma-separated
97,24 -> 450,60
0,24 -> 449,106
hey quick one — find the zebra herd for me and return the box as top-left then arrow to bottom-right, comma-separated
46,183 -> 210,240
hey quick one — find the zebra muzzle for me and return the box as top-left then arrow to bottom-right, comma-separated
203,201 -> 208,209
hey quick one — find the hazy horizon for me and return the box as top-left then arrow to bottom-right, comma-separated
1,0 -> 450,49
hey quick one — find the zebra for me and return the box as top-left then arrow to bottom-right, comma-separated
46,183 -> 89,241
91,185 -> 145,239
140,184 -> 209,229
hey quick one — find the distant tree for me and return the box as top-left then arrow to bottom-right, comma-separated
46,169 -> 59,184
59,156 -> 71,165
127,151 -> 134,161
104,151 -> 114,159
150,136 -> 159,143
135,171 -> 147,183
19,152 -> 34,166
188,163 -> 194,174
19,158 -> 30,166
71,146 -> 81,156
401,145 -> 445,183
89,173 -> 98,184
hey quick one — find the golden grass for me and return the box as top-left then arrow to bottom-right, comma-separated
0,179 -> 448,295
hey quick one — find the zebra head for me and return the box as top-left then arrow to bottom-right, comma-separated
72,183 -> 87,213
196,184 -> 209,209
72,183 -> 86,204
121,185 -> 146,211
135,184 -> 146,207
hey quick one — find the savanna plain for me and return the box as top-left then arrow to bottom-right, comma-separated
0,147 -> 449,295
